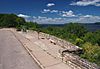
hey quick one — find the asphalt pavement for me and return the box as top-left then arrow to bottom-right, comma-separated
0,30 -> 41,69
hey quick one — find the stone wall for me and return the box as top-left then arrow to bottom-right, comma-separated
39,32 -> 81,51
64,53 -> 100,69
39,32 -> 100,69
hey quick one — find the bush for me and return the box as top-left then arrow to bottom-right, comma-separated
81,42 -> 100,65
16,25 -> 22,31
75,38 -> 84,46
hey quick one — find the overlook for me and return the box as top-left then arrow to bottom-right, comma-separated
0,0 -> 100,69
0,14 -> 100,69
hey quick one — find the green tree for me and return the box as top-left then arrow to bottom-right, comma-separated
64,23 -> 87,37
0,14 -> 25,28
81,42 -> 100,65
15,17 -> 25,25
94,30 -> 100,46
83,32 -> 96,44
23,22 -> 39,30
75,38 -> 84,46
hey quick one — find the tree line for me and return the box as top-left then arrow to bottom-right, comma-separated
0,14 -> 25,27
0,14 -> 39,31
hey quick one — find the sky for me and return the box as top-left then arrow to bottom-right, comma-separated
0,0 -> 100,24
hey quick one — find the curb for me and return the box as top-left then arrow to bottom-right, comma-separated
11,30 -> 45,69
25,46 -> 45,69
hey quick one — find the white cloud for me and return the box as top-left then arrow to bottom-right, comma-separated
33,16 -> 37,19
41,9 -> 50,13
81,15 -> 100,19
41,9 -> 58,13
83,15 -> 93,17
17,14 -> 30,18
47,3 -> 55,7
32,15 -> 100,24
60,10 -> 76,17
70,0 -> 100,6
41,9 -> 76,17
19,14 -> 100,24
74,15 -> 100,23
32,16 -> 67,24
51,10 -> 58,13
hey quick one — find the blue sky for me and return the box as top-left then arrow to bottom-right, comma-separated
0,0 -> 100,24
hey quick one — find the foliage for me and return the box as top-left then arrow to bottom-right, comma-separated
64,23 -> 87,37
16,25 -> 22,31
81,42 -> 100,65
41,23 -> 87,42
74,38 -> 84,46
15,17 -> 25,25
0,14 -> 25,27
82,32 -> 96,45
23,22 -> 39,30
82,31 -> 100,45
0,14 -> 40,32
94,30 -> 100,46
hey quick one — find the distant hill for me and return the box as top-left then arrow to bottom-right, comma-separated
40,23 -> 100,32
95,22 -> 100,25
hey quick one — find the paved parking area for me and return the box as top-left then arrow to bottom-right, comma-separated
0,30 -> 41,69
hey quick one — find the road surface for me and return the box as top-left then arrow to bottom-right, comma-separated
0,30 -> 41,69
